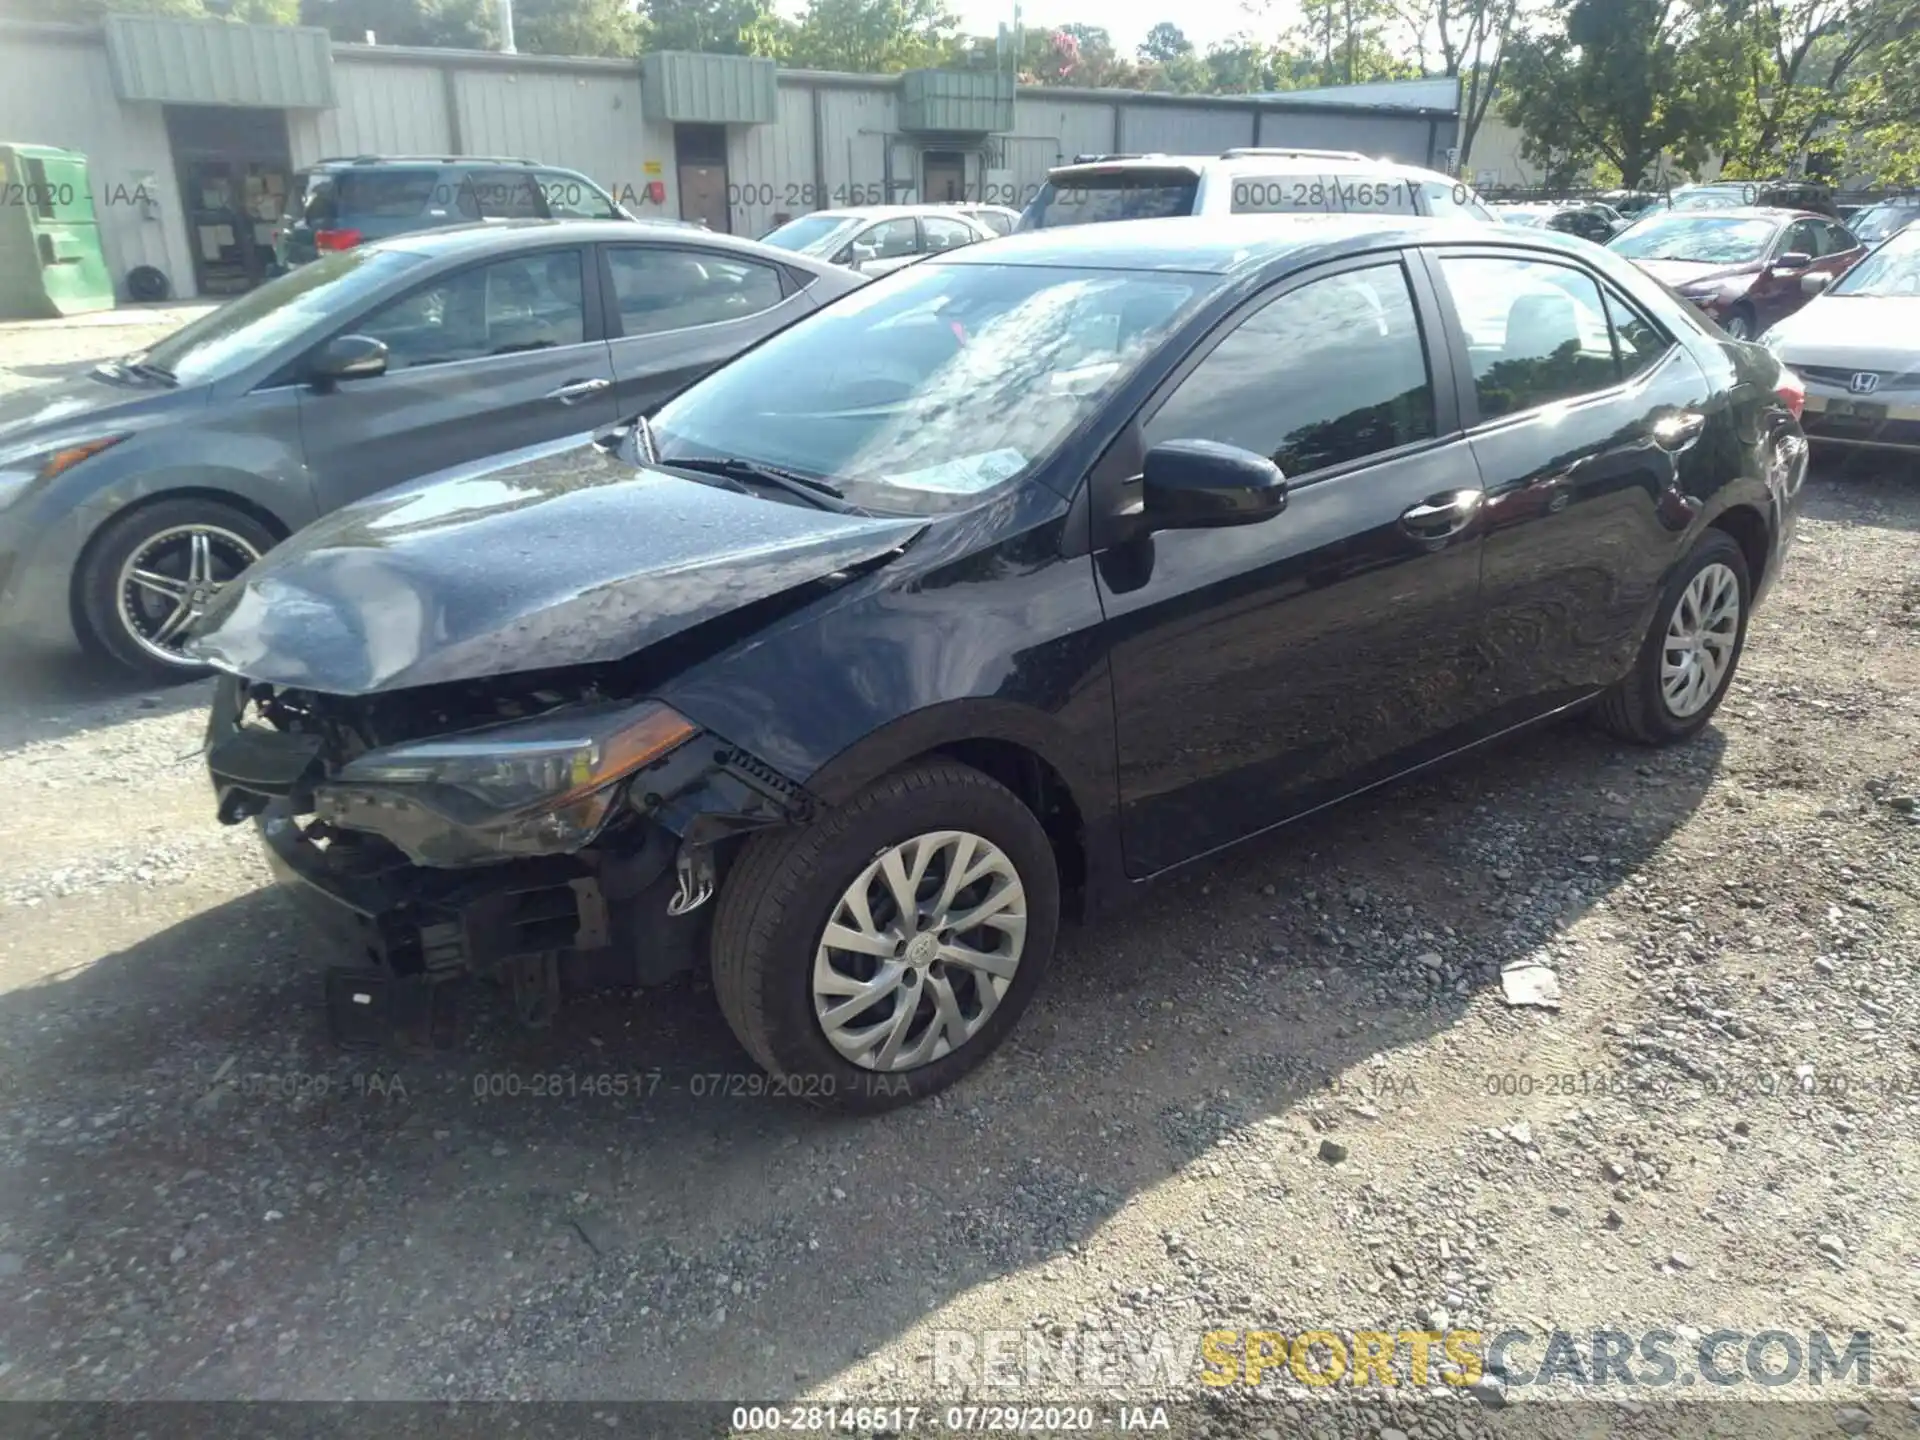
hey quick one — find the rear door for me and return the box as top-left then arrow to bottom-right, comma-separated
295,245 -> 617,514
1095,254 -> 1488,873
1424,246 -> 1716,718
599,241 -> 816,418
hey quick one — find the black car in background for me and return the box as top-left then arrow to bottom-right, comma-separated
197,216 -> 1807,1109
275,155 -> 629,269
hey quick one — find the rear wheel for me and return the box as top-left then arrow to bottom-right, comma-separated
1720,306 -> 1757,341
76,497 -> 274,680
711,760 -> 1059,1113
1594,529 -> 1750,744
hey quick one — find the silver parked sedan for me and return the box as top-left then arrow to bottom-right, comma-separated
1761,226 -> 1920,454
0,219 -> 865,676
757,205 -> 998,278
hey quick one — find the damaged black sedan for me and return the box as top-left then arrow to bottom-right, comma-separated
196,216 -> 1805,1110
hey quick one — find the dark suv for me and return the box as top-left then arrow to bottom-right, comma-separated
275,155 -> 629,269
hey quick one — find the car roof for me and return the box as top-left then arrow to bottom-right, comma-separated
366,218 -> 841,270
932,212 -> 1581,274
1046,151 -> 1458,185
1641,205 -> 1820,223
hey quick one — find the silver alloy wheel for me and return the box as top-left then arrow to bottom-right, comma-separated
812,829 -> 1028,1072
1661,561 -> 1740,718
1721,312 -> 1754,340
116,523 -> 262,666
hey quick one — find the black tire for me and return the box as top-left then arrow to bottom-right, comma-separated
1721,305 -> 1757,342
75,497 -> 277,681
1594,528 -> 1751,745
711,760 -> 1060,1114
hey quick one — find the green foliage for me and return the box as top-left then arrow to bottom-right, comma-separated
512,0 -> 642,54
300,0 -> 495,47
1840,25 -> 1920,183
1287,0 -> 1423,85
788,0 -> 958,72
1139,20 -> 1191,62
1499,0 -> 1737,185
640,0 -> 780,53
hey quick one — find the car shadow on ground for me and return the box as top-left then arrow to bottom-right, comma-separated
0,639 -> 213,755
0,716 -> 1727,1400
1806,453 -> 1920,533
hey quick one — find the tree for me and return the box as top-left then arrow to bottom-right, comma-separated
1712,0 -> 1908,175
1414,0 -> 1526,167
0,0 -> 206,20
641,0 -> 779,53
1499,0 -> 1737,186
1287,0 -> 1421,85
510,0 -> 643,54
789,0 -> 958,72
1841,26 -> 1920,183
1139,20 -> 1192,62
300,0 -> 496,46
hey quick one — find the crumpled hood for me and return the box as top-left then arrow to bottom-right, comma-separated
0,367 -> 186,448
1633,258 -> 1757,289
1765,295 -> 1920,373
188,437 -> 927,695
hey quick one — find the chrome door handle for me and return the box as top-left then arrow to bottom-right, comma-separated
1400,489 -> 1481,537
1652,410 -> 1707,454
547,378 -> 611,404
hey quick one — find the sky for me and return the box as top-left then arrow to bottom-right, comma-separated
947,0 -> 1279,58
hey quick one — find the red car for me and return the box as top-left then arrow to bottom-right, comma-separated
1608,206 -> 1866,340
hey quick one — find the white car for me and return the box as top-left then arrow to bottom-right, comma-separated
1762,225 -> 1920,454
757,205 -> 998,277
1017,148 -> 1493,230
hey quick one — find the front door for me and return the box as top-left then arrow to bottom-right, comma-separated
1097,255 -> 1488,875
844,217 -> 921,277
295,247 -> 617,515
1425,247 -> 1717,716
164,105 -> 292,294
923,151 -> 967,205
675,123 -> 731,232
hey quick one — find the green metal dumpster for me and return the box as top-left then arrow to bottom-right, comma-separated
0,143 -> 115,319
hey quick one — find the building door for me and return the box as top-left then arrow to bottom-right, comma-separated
675,123 -> 731,233
923,150 -> 967,205
163,105 -> 292,295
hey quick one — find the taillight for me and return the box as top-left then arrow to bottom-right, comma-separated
1775,366 -> 1805,421
313,228 -> 363,251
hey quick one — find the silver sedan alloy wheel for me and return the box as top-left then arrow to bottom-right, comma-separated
813,829 -> 1028,1072
1662,561 -> 1740,718
116,523 -> 261,667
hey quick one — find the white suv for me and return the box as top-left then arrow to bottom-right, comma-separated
1016,148 -> 1493,230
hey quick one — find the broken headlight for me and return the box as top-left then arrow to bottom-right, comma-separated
313,700 -> 697,867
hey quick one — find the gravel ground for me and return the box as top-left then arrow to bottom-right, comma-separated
2,320 -> 1919,1432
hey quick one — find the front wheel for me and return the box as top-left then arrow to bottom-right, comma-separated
75,497 -> 274,680
1720,306 -> 1757,341
710,760 -> 1060,1113
1594,529 -> 1751,744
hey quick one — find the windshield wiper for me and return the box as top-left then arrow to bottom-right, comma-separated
663,455 -> 867,515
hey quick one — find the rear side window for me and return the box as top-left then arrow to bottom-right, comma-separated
606,246 -> 785,336
1437,255 -> 1622,419
1229,174 -> 1421,216
332,170 -> 440,219
1022,170 -> 1198,229
1144,262 -> 1436,479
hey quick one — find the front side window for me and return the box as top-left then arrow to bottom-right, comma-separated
606,247 -> 784,336
139,248 -> 426,385
1143,262 -> 1436,479
1438,255 -> 1620,419
538,171 -> 619,220
352,251 -> 586,369
1832,228 -> 1920,296
650,262 -> 1216,513
1780,220 -> 1822,259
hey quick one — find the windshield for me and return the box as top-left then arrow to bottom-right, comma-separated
1853,203 -> 1920,244
1832,229 -> 1920,296
759,213 -> 854,252
1019,171 -> 1199,230
139,248 -> 426,385
650,262 -> 1216,513
1611,214 -> 1777,263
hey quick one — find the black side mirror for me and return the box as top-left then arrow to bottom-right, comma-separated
1772,251 -> 1813,273
310,334 -> 389,384
1142,439 -> 1287,530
